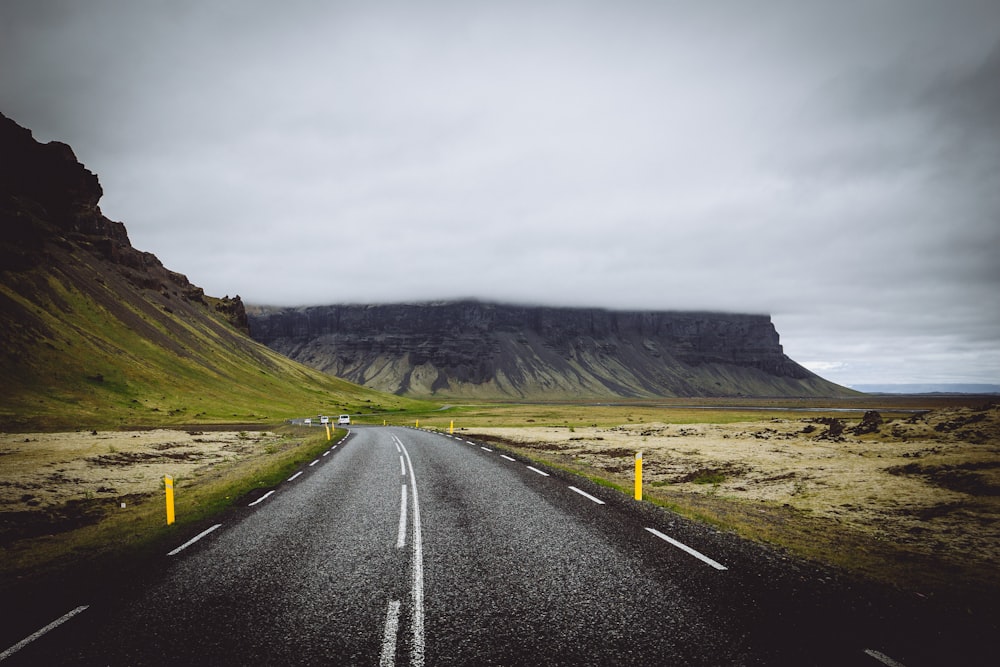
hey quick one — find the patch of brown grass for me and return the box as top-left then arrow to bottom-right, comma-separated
466,404 -> 1000,599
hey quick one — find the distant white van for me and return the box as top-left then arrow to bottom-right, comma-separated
320,416 -> 329,424
338,415 -> 351,425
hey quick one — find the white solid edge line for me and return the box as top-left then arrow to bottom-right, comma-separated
380,599 -> 402,667
168,523 -> 223,556
500,455 -> 516,462
568,486 -> 606,505
864,649 -> 907,667
644,527 -> 728,570
480,446 -> 493,452
526,466 -> 550,477
287,471 -> 303,482
0,605 -> 90,661
248,490 -> 276,507
396,484 -> 408,548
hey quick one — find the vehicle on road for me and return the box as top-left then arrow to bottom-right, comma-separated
304,418 -> 312,425
320,416 -> 329,424
338,415 -> 351,425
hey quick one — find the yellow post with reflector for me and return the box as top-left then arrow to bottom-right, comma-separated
165,475 -> 175,525
634,452 -> 643,501
450,420 -> 454,434
325,424 -> 331,441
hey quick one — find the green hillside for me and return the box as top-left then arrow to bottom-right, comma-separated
0,112 -> 428,430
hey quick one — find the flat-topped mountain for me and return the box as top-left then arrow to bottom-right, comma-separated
247,301 -> 854,398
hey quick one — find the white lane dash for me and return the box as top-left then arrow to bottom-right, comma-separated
287,471 -> 303,482
332,445 -> 338,450
248,490 -> 276,507
322,450 -> 331,457
395,440 -> 402,453
644,527 -> 727,570
400,455 -> 406,476
309,459 -> 320,466
0,605 -> 90,661
526,466 -> 550,477
464,440 -> 476,445
500,455 -> 516,462
480,446 -> 493,452
397,484 -> 408,548
864,649 -> 907,667
168,523 -> 223,556
379,599 -> 402,667
568,486 -> 606,505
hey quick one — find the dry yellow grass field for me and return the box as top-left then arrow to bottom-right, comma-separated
464,404 -> 1000,595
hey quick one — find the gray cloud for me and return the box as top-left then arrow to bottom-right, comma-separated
2,0 -> 998,386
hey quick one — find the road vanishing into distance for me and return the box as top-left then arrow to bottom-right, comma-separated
2,427 -> 990,665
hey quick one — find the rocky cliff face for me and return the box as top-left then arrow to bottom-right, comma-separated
0,112 -> 268,427
247,301 -> 853,398
0,112 -> 248,333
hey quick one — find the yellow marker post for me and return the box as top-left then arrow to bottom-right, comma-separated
416,419 -> 419,428
325,424 -> 331,441
165,475 -> 175,525
634,452 -> 643,501
449,420 -> 454,434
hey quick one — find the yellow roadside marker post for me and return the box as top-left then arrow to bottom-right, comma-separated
450,420 -> 454,434
165,475 -> 175,525
416,419 -> 419,428
634,452 -> 643,501
325,424 -> 331,441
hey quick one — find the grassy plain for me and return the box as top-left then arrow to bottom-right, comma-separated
0,425 -> 342,589
3,395 -> 997,607
414,396 -> 1000,601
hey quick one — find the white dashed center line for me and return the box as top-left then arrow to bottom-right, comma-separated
526,466 -> 550,477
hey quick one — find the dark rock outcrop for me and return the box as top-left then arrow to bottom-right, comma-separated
0,112 -> 267,427
247,301 -> 855,398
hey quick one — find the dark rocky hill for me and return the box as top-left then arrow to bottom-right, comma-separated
247,301 -> 855,398
0,112 -> 409,429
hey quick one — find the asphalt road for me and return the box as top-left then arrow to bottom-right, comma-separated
2,427 -> 992,665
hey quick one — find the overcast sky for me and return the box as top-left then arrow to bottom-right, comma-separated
3,0 -> 999,388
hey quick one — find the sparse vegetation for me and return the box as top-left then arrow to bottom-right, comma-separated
460,399 -> 1000,602
0,426 -> 341,588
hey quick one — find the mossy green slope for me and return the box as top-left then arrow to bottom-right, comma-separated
0,111 -> 429,430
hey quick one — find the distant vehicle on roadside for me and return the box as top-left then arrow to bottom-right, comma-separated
338,415 -> 351,425
304,418 -> 312,425
320,416 -> 329,424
